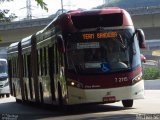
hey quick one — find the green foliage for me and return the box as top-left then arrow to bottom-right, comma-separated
143,67 -> 160,80
0,9 -> 17,22
0,0 -> 48,22
0,0 -> 17,22
35,0 -> 48,11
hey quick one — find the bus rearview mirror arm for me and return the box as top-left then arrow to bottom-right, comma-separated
135,29 -> 146,48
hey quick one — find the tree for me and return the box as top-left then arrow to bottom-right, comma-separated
0,0 -> 48,22
0,9 -> 17,22
35,0 -> 48,11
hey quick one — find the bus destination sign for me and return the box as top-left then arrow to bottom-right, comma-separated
82,32 -> 118,40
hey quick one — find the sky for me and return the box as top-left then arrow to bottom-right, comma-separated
0,0 -> 104,20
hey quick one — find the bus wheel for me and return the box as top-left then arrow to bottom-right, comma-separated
6,94 -> 10,98
0,95 -> 2,98
122,99 -> 133,107
1,94 -> 5,98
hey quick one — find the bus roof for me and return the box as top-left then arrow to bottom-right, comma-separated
8,42 -> 19,53
44,7 -> 133,32
68,7 -> 124,16
21,35 -> 32,48
0,58 -> 7,62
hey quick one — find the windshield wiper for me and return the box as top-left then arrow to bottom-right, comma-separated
118,34 -> 127,50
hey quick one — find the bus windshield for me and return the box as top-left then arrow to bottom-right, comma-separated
67,29 -> 132,74
0,61 -> 8,74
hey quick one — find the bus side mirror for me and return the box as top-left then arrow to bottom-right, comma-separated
135,29 -> 146,48
57,35 -> 65,53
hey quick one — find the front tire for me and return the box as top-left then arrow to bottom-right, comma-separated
122,99 -> 133,107
0,94 -> 4,98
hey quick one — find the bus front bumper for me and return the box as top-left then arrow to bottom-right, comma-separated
67,80 -> 144,105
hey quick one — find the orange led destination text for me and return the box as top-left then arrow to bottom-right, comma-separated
82,32 -> 118,40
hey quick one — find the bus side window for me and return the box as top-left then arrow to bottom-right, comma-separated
42,48 -> 44,76
23,55 -> 27,77
15,57 -> 18,78
27,54 -> 31,77
56,44 -> 60,74
45,47 -> 49,75
55,45 -> 59,74
44,47 -> 47,75
8,60 -> 12,78
11,58 -> 14,77
49,45 -> 55,74
38,50 -> 41,76
60,50 -> 64,66
26,54 -> 28,77
13,58 -> 15,77
36,50 -> 39,76
40,48 -> 43,76
48,45 -> 55,100
22,55 -> 24,77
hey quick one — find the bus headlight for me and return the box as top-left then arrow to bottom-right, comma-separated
71,81 -> 75,86
132,75 -> 142,85
68,79 -> 83,88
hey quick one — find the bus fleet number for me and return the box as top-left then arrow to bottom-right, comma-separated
115,77 -> 128,83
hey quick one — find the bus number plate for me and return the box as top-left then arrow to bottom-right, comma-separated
103,96 -> 116,102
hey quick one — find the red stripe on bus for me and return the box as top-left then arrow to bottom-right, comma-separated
67,67 -> 142,89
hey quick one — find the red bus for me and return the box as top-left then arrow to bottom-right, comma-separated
8,7 -> 145,107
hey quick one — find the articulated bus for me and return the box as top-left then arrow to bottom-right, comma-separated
8,7 -> 145,107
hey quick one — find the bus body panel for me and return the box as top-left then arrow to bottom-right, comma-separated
21,37 -> 36,102
67,80 -> 144,105
7,42 -> 23,100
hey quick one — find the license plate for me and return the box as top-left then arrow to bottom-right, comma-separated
103,96 -> 116,102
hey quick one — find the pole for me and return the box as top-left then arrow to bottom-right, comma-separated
61,0 -> 63,13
